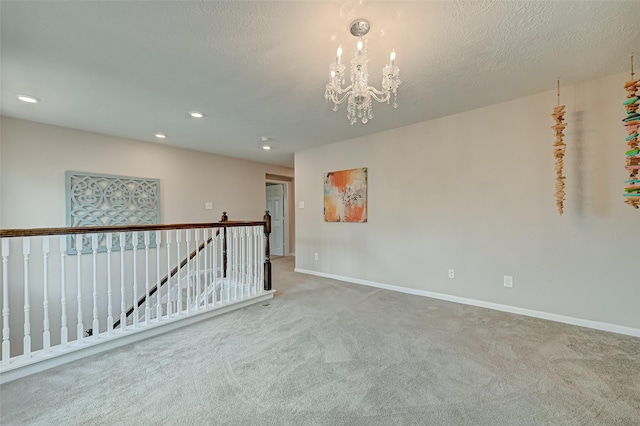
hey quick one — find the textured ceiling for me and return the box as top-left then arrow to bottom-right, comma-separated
1,1 -> 639,167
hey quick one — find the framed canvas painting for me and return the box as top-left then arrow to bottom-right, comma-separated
324,167 -> 367,223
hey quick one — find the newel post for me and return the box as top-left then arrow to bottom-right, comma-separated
263,210 -> 272,291
221,212 -> 228,278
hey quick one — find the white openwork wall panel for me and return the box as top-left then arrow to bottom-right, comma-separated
65,172 -> 160,254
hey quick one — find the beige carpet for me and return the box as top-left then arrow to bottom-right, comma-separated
1,256 -> 639,425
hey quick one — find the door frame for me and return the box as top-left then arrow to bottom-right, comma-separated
265,180 -> 288,257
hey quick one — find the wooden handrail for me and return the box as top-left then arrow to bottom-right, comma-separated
0,220 -> 264,239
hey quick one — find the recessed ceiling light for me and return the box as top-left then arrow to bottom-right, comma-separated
17,94 -> 40,103
261,136 -> 272,150
155,133 -> 167,139
189,111 -> 204,118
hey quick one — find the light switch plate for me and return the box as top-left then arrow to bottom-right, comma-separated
504,275 -> 514,288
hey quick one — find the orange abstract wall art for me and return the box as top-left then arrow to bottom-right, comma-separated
324,167 -> 367,223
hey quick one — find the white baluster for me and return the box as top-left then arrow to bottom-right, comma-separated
237,228 -> 242,299
156,231 -> 162,321
42,237 -> 51,350
211,229 -> 217,306
91,234 -> 99,336
229,228 -> 234,296
144,231 -> 150,325
195,229 -> 201,311
233,227 -> 239,300
176,230 -> 181,316
245,227 -> 250,295
256,226 -> 261,293
248,228 -> 253,295
259,230 -> 264,293
224,230 -> 230,303
251,227 -> 257,295
132,232 -> 139,328
239,228 -> 244,298
227,228 -> 232,301
227,228 -> 233,301
106,234 -> 114,335
2,239 -> 10,364
243,228 -> 248,296
216,230 -> 221,303
253,226 -> 263,294
203,228 -> 209,308
248,227 -> 253,295
75,235 -> 84,343
23,238 -> 32,356
251,227 -> 255,294
223,230 -> 229,303
248,228 -> 252,294
210,228 -> 214,305
212,229 -> 216,303
186,229 -> 191,313
214,228 -> 219,305
119,232 -> 126,331
242,230 -> 251,297
166,231 -> 172,318
59,237 -> 68,346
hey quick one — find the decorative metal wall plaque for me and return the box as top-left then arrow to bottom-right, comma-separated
66,171 -> 160,253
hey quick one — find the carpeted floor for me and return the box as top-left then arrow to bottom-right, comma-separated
1,256 -> 639,425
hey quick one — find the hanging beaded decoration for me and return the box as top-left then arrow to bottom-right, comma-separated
552,80 -> 567,214
623,55 -> 640,208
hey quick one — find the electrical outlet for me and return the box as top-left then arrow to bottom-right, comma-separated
314,253 -> 319,261
299,201 -> 305,209
504,275 -> 514,288
205,202 -> 213,210
448,269 -> 455,279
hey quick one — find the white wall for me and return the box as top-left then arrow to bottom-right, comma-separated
0,121 -> 3,226
295,72 -> 639,332
0,116 -> 293,228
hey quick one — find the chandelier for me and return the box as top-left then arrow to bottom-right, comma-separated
324,19 -> 401,125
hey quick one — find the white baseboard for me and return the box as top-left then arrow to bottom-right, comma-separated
295,268 -> 640,338
0,291 -> 275,384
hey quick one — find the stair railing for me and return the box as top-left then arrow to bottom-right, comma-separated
0,211 -> 272,381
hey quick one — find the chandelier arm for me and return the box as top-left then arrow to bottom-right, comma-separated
368,89 -> 391,104
334,84 -> 353,96
332,91 -> 353,105
367,86 -> 388,96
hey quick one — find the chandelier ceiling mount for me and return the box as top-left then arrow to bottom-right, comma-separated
350,19 -> 370,37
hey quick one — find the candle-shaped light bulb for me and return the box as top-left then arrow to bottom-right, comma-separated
390,50 -> 396,65
336,45 -> 342,65
357,40 -> 363,52
331,70 -> 335,78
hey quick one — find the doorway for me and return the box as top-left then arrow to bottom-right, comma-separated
266,182 -> 287,256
